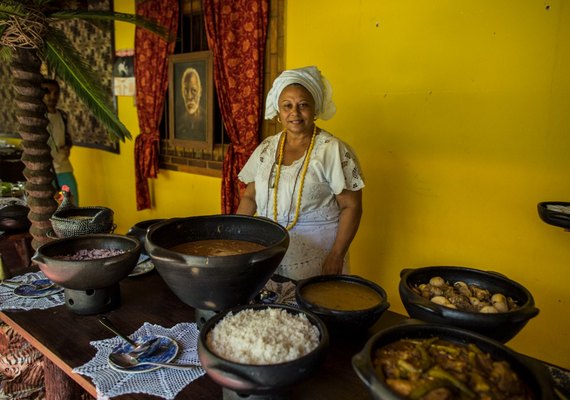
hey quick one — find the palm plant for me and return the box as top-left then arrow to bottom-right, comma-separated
0,0 -> 166,248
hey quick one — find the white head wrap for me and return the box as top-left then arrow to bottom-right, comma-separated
264,66 -> 336,120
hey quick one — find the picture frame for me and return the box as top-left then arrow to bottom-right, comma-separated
168,51 -> 214,150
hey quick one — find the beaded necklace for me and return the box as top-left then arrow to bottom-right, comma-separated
272,125 -> 317,230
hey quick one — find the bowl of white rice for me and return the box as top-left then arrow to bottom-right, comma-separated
198,304 -> 329,395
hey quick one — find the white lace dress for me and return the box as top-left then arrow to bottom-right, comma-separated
238,130 -> 365,280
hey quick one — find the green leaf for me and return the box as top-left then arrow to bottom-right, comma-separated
0,1 -> 27,18
0,45 -> 12,63
44,27 -> 131,142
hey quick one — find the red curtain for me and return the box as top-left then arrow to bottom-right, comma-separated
134,0 -> 178,210
203,0 -> 269,214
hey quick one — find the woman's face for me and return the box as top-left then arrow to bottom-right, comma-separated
278,84 -> 316,134
42,83 -> 60,112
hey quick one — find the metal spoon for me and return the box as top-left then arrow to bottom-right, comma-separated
98,316 -> 160,354
109,352 -> 199,370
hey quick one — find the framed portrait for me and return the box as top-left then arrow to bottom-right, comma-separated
168,51 -> 214,150
113,49 -> 135,96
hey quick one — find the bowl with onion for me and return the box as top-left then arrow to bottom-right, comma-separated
398,266 -> 539,343
31,234 -> 141,314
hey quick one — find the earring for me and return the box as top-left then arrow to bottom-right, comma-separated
277,117 -> 282,123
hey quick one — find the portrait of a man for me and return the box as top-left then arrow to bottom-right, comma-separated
169,51 -> 213,148
177,67 -> 206,140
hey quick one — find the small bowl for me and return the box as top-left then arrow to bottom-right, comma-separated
537,201 -> 570,229
399,266 -> 539,342
352,321 -> 556,400
295,275 -> 390,335
126,218 -> 165,255
198,304 -> 329,396
31,234 -> 141,290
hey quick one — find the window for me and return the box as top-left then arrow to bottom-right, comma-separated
159,0 -> 284,177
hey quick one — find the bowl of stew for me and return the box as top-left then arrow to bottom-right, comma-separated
352,320 -> 556,400
295,275 -> 390,334
145,215 -> 289,313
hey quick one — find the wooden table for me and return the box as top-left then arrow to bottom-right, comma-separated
0,269 -> 407,399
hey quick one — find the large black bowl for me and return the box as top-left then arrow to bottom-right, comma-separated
145,215 -> 289,311
31,234 -> 141,290
295,275 -> 390,334
399,266 -> 539,343
198,303 -> 329,396
352,321 -> 556,400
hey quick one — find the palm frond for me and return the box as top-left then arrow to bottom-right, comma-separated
44,27 -> 131,142
48,10 -> 168,39
0,45 -> 11,63
0,1 -> 27,18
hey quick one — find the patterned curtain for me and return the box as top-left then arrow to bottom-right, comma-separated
134,0 -> 179,210
203,0 -> 269,214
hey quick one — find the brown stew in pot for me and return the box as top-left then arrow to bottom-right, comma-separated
169,239 -> 265,256
300,281 -> 382,311
374,337 -> 533,400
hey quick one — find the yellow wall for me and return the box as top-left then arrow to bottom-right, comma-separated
286,0 -> 570,368
73,1 -> 569,367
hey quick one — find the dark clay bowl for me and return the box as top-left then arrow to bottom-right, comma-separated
31,234 -> 141,290
537,201 -> 570,229
352,321 -> 556,400
198,303 -> 329,396
295,275 -> 390,335
0,201 -> 30,232
399,266 -> 539,343
145,215 -> 289,311
126,218 -> 165,255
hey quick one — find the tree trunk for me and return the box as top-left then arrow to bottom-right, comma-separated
12,48 -> 57,250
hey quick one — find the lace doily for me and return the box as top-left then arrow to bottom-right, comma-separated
0,271 -> 64,311
73,322 -> 205,400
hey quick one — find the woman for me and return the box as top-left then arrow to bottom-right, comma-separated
237,66 -> 364,280
41,78 -> 79,205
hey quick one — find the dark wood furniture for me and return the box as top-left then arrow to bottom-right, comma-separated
0,157 -> 25,183
0,231 -> 34,278
0,269 -> 407,399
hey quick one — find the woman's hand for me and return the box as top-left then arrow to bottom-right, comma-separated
321,251 -> 344,275
236,182 -> 257,215
321,189 -> 363,275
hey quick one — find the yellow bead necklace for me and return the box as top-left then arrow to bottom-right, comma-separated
272,125 -> 317,230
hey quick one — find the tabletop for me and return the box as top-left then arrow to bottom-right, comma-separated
0,268 -> 408,399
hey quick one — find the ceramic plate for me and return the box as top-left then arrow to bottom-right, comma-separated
128,260 -> 155,277
13,279 -> 63,298
108,335 -> 178,373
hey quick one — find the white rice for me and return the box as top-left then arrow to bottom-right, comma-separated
206,308 -> 320,365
